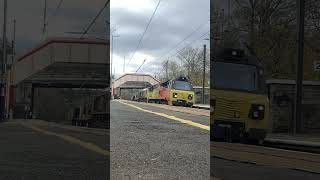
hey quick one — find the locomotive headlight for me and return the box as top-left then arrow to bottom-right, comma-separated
258,105 -> 264,111
173,92 -> 178,98
188,94 -> 193,100
210,106 -> 214,113
249,104 -> 265,120
253,111 -> 259,118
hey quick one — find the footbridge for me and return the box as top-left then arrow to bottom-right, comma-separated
112,73 -> 159,100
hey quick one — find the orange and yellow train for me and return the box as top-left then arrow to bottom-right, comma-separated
135,76 -> 195,107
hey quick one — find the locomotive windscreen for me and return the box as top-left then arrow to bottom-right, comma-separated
172,80 -> 193,91
212,61 -> 258,92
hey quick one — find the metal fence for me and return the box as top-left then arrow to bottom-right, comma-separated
193,86 -> 210,104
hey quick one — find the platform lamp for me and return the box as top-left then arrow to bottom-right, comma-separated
202,38 -> 209,104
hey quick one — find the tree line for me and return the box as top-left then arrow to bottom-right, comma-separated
157,46 -> 210,87
212,0 -> 320,80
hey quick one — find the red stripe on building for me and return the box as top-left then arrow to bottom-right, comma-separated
17,37 -> 109,62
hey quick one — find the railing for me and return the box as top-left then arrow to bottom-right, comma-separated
72,112 -> 109,129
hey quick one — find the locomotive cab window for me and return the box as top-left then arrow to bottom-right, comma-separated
172,80 -> 193,91
212,62 -> 259,92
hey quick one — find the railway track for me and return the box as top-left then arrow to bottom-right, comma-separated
211,141 -> 320,174
120,100 -> 210,117
128,99 -> 210,110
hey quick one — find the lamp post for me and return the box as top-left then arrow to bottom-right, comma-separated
294,0 -> 305,134
202,38 -> 209,104
1,0 -> 8,121
111,34 -> 120,99
111,34 -> 120,81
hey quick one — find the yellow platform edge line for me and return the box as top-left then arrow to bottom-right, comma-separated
29,119 -> 108,136
20,123 -> 110,157
120,101 -> 210,131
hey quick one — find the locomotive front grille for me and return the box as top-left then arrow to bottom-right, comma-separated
177,93 -> 188,100
215,98 -> 247,119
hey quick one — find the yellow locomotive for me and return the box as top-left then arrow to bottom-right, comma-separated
135,76 -> 195,107
211,48 -> 271,143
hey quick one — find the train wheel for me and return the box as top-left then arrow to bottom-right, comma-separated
240,133 -> 248,144
240,137 -> 248,144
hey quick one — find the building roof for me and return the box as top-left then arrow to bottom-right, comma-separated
113,73 -> 160,89
114,73 -> 159,82
16,37 -> 109,62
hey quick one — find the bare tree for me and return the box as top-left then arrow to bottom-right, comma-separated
158,46 -> 210,86
219,0 -> 300,79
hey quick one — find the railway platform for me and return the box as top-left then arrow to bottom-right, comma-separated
111,100 -> 209,179
0,119 -> 109,179
265,133 -> 320,148
192,104 -> 210,110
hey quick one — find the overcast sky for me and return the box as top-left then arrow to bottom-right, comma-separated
111,0 -> 210,78
0,0 -> 210,78
0,0 -> 108,56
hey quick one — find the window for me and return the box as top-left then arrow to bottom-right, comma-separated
172,80 -> 193,91
212,62 -> 258,92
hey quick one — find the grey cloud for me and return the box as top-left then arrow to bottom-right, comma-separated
0,0 -> 108,54
112,0 -> 209,75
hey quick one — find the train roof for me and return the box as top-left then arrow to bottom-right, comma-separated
212,48 -> 262,68
161,76 -> 191,84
